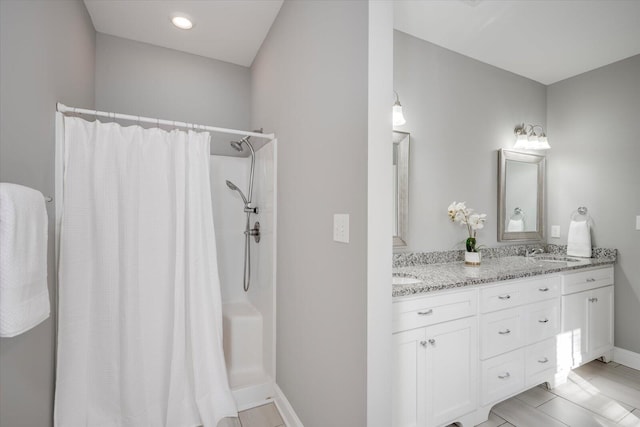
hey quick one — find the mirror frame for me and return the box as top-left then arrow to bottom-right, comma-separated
393,131 -> 410,247
498,149 -> 545,242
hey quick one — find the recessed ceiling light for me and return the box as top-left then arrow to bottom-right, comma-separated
171,15 -> 193,30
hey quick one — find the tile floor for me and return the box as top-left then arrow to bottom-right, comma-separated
473,360 -> 640,427
218,403 -> 284,427
221,360 -> 640,427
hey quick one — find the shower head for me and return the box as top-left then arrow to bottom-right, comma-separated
226,180 -> 248,205
225,180 -> 238,191
230,136 -> 251,153
230,140 -> 244,152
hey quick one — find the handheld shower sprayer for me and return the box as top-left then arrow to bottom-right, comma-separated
225,180 -> 248,206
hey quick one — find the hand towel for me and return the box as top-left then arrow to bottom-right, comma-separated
0,183 -> 50,337
507,218 -> 524,232
566,220 -> 592,258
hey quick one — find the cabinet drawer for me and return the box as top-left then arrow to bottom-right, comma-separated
525,338 -> 557,387
480,282 -> 526,313
481,349 -> 525,406
480,307 -> 524,360
562,267 -> 614,295
525,299 -> 561,345
393,289 -> 477,333
527,276 -> 561,303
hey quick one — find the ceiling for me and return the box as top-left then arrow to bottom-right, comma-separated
84,1 -> 640,85
83,0 -> 283,67
394,0 -> 640,85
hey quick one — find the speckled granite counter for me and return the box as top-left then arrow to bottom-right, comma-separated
393,246 -> 616,298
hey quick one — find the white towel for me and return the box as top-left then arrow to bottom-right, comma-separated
507,218 -> 524,232
567,220 -> 592,258
0,183 -> 50,337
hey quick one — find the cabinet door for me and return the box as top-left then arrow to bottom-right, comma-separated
393,328 -> 426,427
588,285 -> 614,358
425,317 -> 478,427
562,292 -> 589,367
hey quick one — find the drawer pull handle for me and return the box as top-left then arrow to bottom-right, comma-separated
417,309 -> 433,316
420,341 -> 427,347
538,318 -> 549,323
538,357 -> 549,364
498,372 -> 511,379
428,339 -> 436,345
498,329 -> 511,335
589,297 -> 599,303
586,278 -> 596,282
498,295 -> 511,300
538,287 -> 549,292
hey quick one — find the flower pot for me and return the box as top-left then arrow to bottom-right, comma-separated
465,251 -> 481,266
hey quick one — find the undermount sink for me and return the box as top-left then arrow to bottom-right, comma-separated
533,255 -> 584,263
392,276 -> 423,285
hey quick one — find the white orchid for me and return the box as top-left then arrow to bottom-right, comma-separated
467,213 -> 487,230
448,201 -> 471,223
447,201 -> 487,252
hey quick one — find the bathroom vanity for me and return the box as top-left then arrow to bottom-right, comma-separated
392,251 -> 616,427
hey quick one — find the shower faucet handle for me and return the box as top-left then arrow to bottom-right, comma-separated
245,221 -> 261,243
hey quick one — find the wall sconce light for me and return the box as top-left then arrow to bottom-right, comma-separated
514,123 -> 550,150
393,91 -> 406,127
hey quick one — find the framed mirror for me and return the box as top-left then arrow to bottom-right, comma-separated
498,149 -> 545,242
393,131 -> 410,247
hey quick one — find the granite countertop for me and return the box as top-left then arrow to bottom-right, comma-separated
392,251 -> 616,298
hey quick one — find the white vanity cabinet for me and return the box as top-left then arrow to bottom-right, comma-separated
478,276 -> 561,408
392,263 -> 615,427
561,266 -> 614,368
392,289 -> 478,427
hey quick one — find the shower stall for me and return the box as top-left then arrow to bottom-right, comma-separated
209,134 -> 278,411
54,104 -> 278,417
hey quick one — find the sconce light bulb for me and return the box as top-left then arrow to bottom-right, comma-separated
393,104 -> 407,127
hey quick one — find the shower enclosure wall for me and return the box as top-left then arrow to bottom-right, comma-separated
209,140 -> 277,410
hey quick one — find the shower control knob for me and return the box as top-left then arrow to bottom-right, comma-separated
245,221 -> 261,243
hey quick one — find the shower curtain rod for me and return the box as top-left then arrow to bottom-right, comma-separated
56,103 -> 274,140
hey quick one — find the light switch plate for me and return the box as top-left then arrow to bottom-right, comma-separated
333,214 -> 350,243
636,215 -> 640,230
551,225 -> 560,238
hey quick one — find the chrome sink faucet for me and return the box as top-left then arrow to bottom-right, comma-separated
525,248 -> 544,257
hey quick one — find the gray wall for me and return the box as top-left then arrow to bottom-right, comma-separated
0,1 -> 96,426
393,30 -> 547,252
547,55 -> 640,354
251,1 -> 369,425
95,33 -> 251,156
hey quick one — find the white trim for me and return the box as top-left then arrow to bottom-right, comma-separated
271,139 -> 278,380
273,384 -> 303,427
367,1 -> 394,427
613,347 -> 640,371
56,102 -> 275,140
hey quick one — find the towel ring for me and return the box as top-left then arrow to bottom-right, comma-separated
570,206 -> 592,223
510,207 -> 524,220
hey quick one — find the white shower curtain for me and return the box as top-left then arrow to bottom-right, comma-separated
55,117 -> 237,427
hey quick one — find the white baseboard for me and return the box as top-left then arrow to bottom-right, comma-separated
273,384 -> 303,427
613,346 -> 640,371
